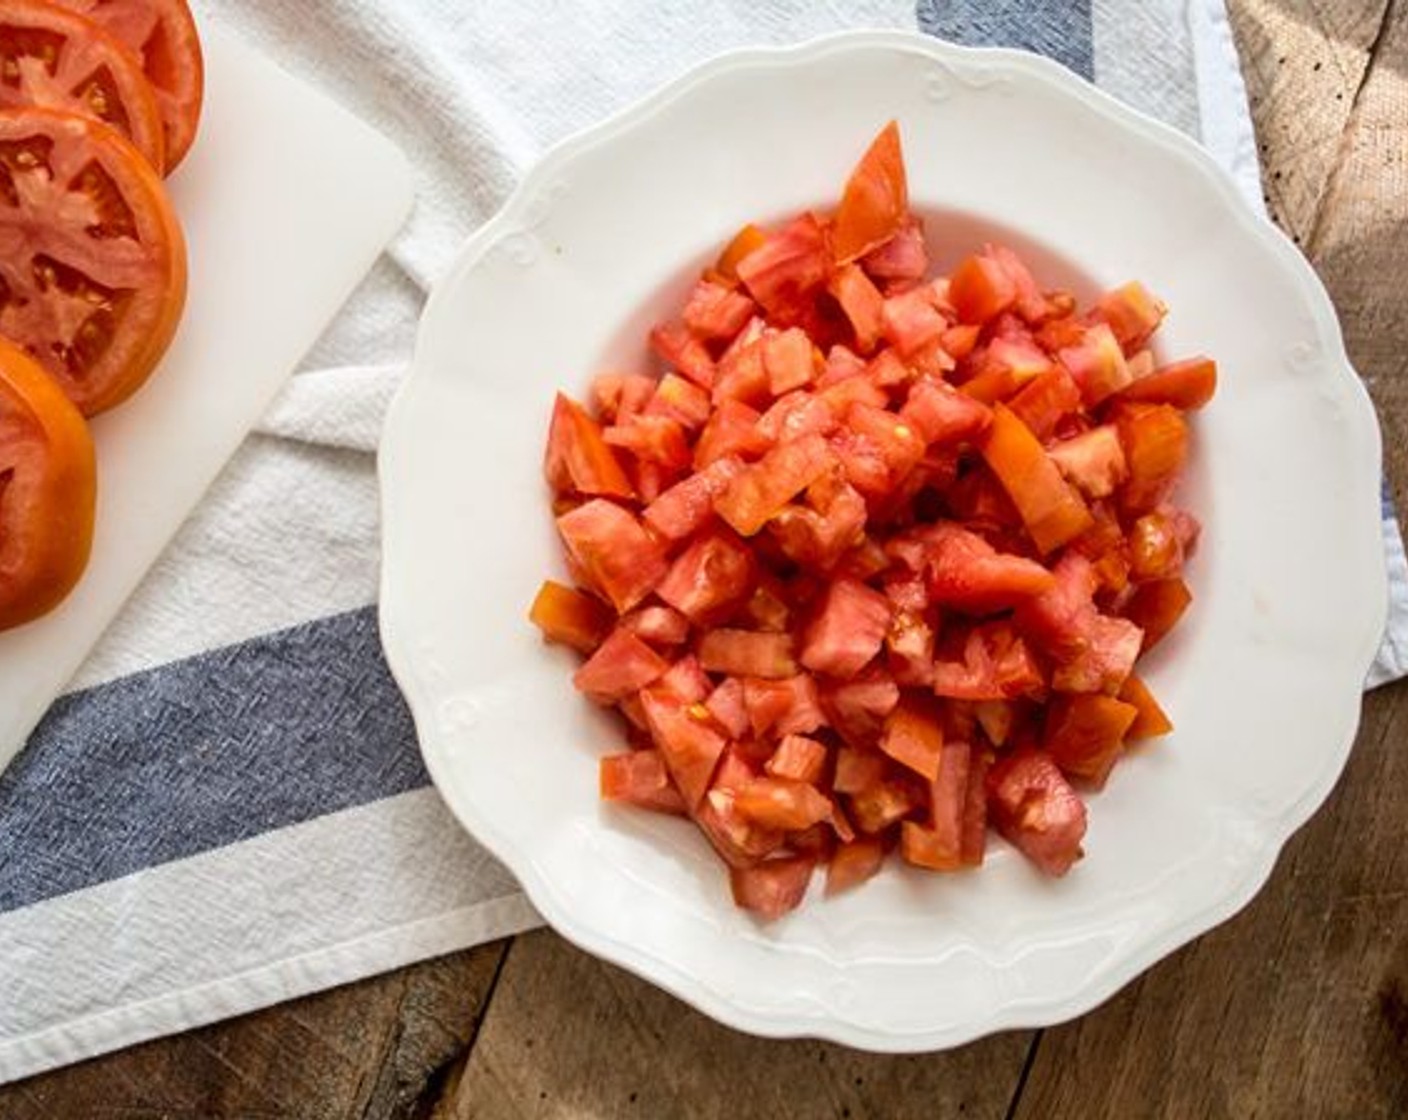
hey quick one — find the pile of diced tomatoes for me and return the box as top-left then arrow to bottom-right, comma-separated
530,122 -> 1215,920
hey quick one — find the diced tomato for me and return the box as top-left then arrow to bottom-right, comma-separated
544,392 -> 635,499
556,500 -> 668,613
742,674 -> 826,738
833,746 -> 886,794
698,629 -> 798,679
682,279 -> 756,342
886,608 -> 935,686
922,523 -> 1057,613
647,373 -> 713,431
711,334 -> 771,407
656,655 -> 712,704
644,456 -> 746,539
959,337 -> 1053,404
1122,577 -> 1192,651
900,381 -> 992,447
620,605 -> 690,647
715,433 -> 836,536
860,219 -> 928,280
1007,366 -> 1081,442
1049,425 -> 1128,499
985,245 -> 1051,324
765,734 -> 829,784
640,686 -> 728,809
824,666 -> 901,745
819,343 -> 868,387
829,263 -> 885,354
800,578 -> 893,677
986,749 -> 1087,876
1127,510 -> 1185,581
900,739 -> 971,871
1119,674 -> 1174,739
834,536 -> 892,581
1044,694 -> 1138,786
757,391 -> 837,446
845,402 -> 926,480
737,212 -> 830,321
833,121 -> 908,264
1094,281 -> 1166,352
650,321 -> 716,389
704,677 -> 750,739
729,855 -> 816,920
591,373 -> 656,426
817,370 -> 889,415
881,284 -> 947,356
572,627 -> 670,703
849,776 -> 923,834
1016,551 -> 1098,658
961,747 -> 991,866
694,400 -> 771,468
1059,322 -> 1131,406
714,223 -> 769,284
605,414 -> 691,471
880,693 -> 945,780
932,622 -> 1046,701
826,837 -> 886,895
600,750 -> 687,815
528,580 -> 613,653
1051,614 -> 1143,695
655,530 -> 755,625
980,405 -> 1094,554
1118,356 -> 1217,410
949,254 -> 1017,325
762,327 -> 817,395
768,476 -> 867,571
865,348 -> 910,390
735,777 -> 833,831
1116,403 -> 1189,515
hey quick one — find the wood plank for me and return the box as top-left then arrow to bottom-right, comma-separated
0,942 -> 507,1120
1012,2 -> 1408,1115
436,929 -> 1032,1120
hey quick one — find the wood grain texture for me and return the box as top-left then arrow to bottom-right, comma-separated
436,929 -> 1031,1120
0,943 -> 507,1120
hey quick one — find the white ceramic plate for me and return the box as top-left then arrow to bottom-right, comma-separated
0,23 -> 413,773
379,32 -> 1387,1050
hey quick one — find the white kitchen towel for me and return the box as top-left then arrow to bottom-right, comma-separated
2,0 -> 1403,1084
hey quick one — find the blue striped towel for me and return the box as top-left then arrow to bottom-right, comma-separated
2,0 -> 1404,1084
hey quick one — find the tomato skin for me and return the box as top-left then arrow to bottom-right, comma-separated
986,749 -> 1087,876
1119,674 -> 1173,739
1123,576 -> 1192,651
833,120 -> 907,265
0,336 -> 96,629
528,580 -> 612,652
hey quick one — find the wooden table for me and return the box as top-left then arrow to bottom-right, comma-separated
5,2 -> 1406,1115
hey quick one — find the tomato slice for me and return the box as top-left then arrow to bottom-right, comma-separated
832,120 -> 907,265
0,106 -> 185,414
56,0 -> 203,170
0,334 -> 94,629
0,0 -> 165,169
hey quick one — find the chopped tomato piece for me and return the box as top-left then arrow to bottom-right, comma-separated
544,392 -> 635,499
1117,403 -> 1189,515
592,373 -> 656,425
980,405 -> 1093,554
880,693 -> 945,780
1016,551 -> 1099,659
742,674 -> 827,738
826,837 -> 887,895
761,327 -> 816,395
620,604 -> 690,648
682,279 -> 756,342
1127,510 -> 1186,582
704,677 -> 750,739
694,400 -> 772,468
824,666 -> 901,745
556,500 -> 667,613
640,686 -> 727,809
1059,323 -> 1131,406
923,523 -> 1057,613
860,219 -> 927,280
880,284 -> 947,356
828,263 -> 885,353
768,476 -> 867,571
1007,366 -> 1081,442
644,456 -> 746,539
698,629 -> 798,679
528,580 -> 612,653
886,608 -> 935,686
833,121 -> 908,264
647,373 -> 713,431
931,622 -> 1046,701
1094,281 -> 1166,352
714,433 -> 836,536
766,734 -> 829,784
959,337 -> 1053,404
833,746 -> 887,794
986,749 -> 1087,876
1049,425 -> 1128,499
736,212 -> 829,321
714,223 -> 768,283
729,855 -> 816,920
757,391 -> 838,445
656,655 -> 712,704
900,381 -> 992,447
650,321 -> 715,389
1122,577 -> 1192,651
961,748 -> 991,866
600,750 -> 687,815
1119,356 -> 1217,410
900,739 -> 971,871
1051,614 -> 1143,695
844,402 -> 926,481
949,253 -> 1017,324
735,777 -> 833,831
1119,674 -> 1174,739
655,530 -> 755,625
573,627 -> 669,703
800,578 -> 893,677
605,413 -> 691,471
849,776 -> 923,834
1044,694 -> 1138,786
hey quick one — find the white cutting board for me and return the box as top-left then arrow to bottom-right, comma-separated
0,25 -> 415,774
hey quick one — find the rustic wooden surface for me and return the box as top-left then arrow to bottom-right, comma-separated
3,1 -> 1405,1116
